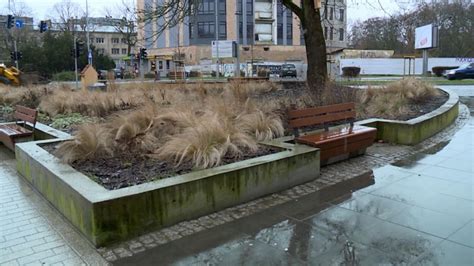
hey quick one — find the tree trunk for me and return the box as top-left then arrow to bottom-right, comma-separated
301,1 -> 327,103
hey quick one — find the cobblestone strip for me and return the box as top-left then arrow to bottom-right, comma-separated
98,104 -> 470,262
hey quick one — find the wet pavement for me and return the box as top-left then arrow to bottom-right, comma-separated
116,101 -> 473,265
0,146 -> 107,265
1,90 -> 473,265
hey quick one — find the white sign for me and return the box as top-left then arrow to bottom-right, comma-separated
415,24 -> 435,50
212,40 -> 235,58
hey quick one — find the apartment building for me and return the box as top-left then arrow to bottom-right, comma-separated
70,17 -> 137,67
137,0 -> 347,71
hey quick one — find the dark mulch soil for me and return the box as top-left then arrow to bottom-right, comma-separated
41,144 -> 281,190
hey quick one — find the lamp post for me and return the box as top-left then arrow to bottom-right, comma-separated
86,0 -> 92,65
215,0 -> 219,79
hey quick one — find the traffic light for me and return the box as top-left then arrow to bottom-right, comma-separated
39,21 -> 48,33
10,51 -> 22,60
140,48 -> 147,60
7,15 -> 14,29
76,41 -> 85,57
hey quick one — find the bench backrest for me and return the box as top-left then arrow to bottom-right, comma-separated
14,105 -> 38,127
288,102 -> 356,135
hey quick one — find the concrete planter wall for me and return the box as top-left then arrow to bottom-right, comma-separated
357,88 -> 459,145
15,137 -> 319,247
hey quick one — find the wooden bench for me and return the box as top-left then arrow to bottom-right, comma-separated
288,102 -> 377,165
0,105 -> 38,151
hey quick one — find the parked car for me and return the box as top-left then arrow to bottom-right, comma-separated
114,68 -> 124,79
97,70 -> 108,80
444,63 -> 474,80
281,64 -> 297,78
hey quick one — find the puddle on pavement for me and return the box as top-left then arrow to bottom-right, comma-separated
391,141 -> 450,168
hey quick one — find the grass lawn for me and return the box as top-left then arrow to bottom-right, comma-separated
337,77 -> 474,86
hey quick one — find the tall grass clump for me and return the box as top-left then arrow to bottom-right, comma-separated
55,124 -> 113,163
54,87 -> 284,168
357,78 -> 441,119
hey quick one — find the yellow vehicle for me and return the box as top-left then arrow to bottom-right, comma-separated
0,64 -> 21,86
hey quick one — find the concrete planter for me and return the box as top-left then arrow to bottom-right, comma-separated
15,133 -> 319,247
357,87 -> 459,145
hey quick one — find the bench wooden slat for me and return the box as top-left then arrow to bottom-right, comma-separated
15,105 -> 37,125
288,102 -> 377,165
289,110 -> 356,129
288,102 -> 355,119
0,105 -> 37,151
295,126 -> 376,147
296,129 -> 376,161
320,138 -> 375,161
0,124 -> 33,137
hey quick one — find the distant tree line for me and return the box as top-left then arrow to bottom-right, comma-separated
349,1 -> 473,57
16,31 -> 116,78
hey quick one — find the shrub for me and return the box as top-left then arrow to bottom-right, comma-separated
431,66 -> 458,77
0,105 -> 14,114
144,72 -> 155,79
52,71 -> 76,81
50,113 -> 93,129
123,72 -> 134,79
342,67 -> 361,77
189,71 -> 200,77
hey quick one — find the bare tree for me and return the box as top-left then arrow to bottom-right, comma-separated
104,0 -> 137,56
49,0 -> 85,32
138,0 -> 331,97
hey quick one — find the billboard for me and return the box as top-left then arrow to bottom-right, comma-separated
212,40 -> 236,58
415,24 -> 438,50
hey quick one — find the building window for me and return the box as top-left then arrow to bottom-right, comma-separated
330,7 -> 334,20
324,26 -> 328,39
339,9 -> 344,21
219,22 -> 226,39
247,22 -> 253,40
198,0 -> 215,15
277,23 -> 283,40
96,37 -> 104,43
111,48 -> 120,54
159,61 -> 163,70
324,5 -> 328,19
121,38 -> 127,44
111,38 -> 119,44
166,60 -> 170,70
330,27 -> 334,41
339,28 -> 344,41
287,23 -> 292,40
219,0 -> 226,15
246,0 -> 253,15
197,22 -> 215,38
122,48 -> 127,54
189,23 -> 195,38
97,48 -> 105,54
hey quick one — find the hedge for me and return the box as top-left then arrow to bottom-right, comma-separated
342,67 -> 361,77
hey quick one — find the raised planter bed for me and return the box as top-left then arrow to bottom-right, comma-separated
357,87 -> 459,145
14,126 -> 319,247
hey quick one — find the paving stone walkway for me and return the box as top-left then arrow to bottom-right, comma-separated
0,148 -> 107,265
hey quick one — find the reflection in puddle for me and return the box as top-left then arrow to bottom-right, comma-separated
391,141 -> 450,168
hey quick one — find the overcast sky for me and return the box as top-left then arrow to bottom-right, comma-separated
2,0 -> 420,25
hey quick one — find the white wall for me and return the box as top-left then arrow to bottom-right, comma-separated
340,58 -> 473,75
